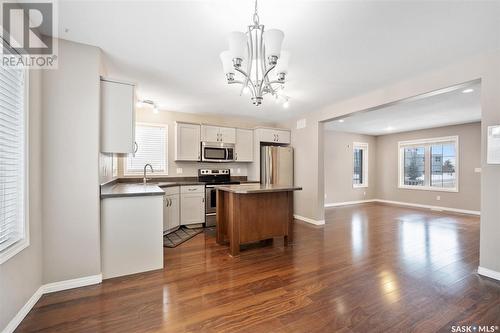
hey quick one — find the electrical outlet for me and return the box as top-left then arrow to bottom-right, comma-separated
176,168 -> 183,174
363,191 -> 366,197
237,168 -> 241,174
436,195 -> 441,201
230,168 -> 234,174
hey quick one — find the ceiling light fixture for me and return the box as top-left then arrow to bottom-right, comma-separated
220,0 -> 289,106
338,119 -> 345,123
138,99 -> 159,114
462,88 -> 474,93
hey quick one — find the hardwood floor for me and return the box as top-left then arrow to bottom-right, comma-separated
16,203 -> 500,332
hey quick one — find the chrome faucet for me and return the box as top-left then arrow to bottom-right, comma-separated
143,164 -> 154,185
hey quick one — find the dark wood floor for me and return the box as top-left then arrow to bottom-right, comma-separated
16,203 -> 500,332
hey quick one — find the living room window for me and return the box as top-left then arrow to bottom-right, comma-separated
398,136 -> 459,192
0,66 -> 29,264
353,142 -> 368,188
124,123 -> 168,175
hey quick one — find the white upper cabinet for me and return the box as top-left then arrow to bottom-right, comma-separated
256,128 -> 291,144
235,128 -> 253,162
175,122 -> 201,161
201,125 -> 236,143
100,78 -> 136,153
219,126 -> 236,143
201,125 -> 220,142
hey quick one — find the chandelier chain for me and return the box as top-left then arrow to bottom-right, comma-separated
252,0 -> 259,25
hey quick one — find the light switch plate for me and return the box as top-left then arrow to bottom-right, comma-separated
474,167 -> 482,173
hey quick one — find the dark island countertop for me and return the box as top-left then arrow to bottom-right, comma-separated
215,184 -> 302,194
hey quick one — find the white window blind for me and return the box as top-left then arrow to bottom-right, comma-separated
125,124 -> 167,174
0,65 -> 26,255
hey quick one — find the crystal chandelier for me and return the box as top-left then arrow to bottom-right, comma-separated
219,0 -> 290,106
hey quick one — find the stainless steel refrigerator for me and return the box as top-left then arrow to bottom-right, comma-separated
261,146 -> 294,186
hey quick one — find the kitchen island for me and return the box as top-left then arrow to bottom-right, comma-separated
215,184 -> 302,256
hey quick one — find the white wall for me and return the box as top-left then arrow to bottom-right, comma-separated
41,39 -> 102,283
0,70 -> 43,331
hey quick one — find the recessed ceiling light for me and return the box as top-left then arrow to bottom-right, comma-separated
338,119 -> 345,123
386,126 -> 394,131
462,88 -> 474,93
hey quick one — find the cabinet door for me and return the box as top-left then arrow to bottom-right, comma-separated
219,127 -> 236,144
235,128 -> 253,162
101,79 -> 135,153
175,123 -> 201,161
258,129 -> 277,143
275,130 -> 291,144
201,125 -> 220,142
180,193 -> 205,225
163,194 -> 180,232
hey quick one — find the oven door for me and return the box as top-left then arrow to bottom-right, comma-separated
205,186 -> 217,227
202,146 -> 227,162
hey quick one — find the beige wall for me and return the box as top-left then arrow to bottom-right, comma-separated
281,50 -> 500,273
41,39 -> 102,283
324,131 -> 377,204
376,122 -> 481,211
0,70 -> 43,331
114,108 -> 275,179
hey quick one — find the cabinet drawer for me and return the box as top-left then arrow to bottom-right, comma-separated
181,185 -> 204,194
162,186 -> 180,195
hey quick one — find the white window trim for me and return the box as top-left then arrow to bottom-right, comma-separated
397,136 -> 459,193
353,142 -> 369,189
123,122 -> 169,176
0,69 -> 30,265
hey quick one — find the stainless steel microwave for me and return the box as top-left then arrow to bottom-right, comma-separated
201,142 -> 235,162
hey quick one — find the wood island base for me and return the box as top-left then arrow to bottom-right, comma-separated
216,189 -> 295,256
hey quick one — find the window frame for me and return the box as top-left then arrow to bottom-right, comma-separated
123,122 -> 169,176
352,142 -> 369,189
398,136 -> 459,193
0,68 -> 30,265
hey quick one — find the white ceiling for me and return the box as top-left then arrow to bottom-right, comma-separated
323,82 -> 481,135
55,1 -> 500,121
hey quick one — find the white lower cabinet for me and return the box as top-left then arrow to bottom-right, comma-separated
163,193 -> 180,233
180,185 -> 205,226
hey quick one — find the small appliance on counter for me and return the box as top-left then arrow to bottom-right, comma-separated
198,169 -> 240,227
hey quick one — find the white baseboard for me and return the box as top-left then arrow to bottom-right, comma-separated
325,199 -> 376,207
478,267 -> 500,281
42,274 -> 102,294
294,214 -> 325,225
325,198 -> 480,216
374,199 -> 480,216
2,274 -> 102,333
2,287 -> 44,333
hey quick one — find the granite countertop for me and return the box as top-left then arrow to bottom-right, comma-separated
100,177 -> 257,199
101,183 -> 165,199
215,184 -> 302,194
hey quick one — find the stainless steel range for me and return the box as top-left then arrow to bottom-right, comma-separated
198,169 -> 240,227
